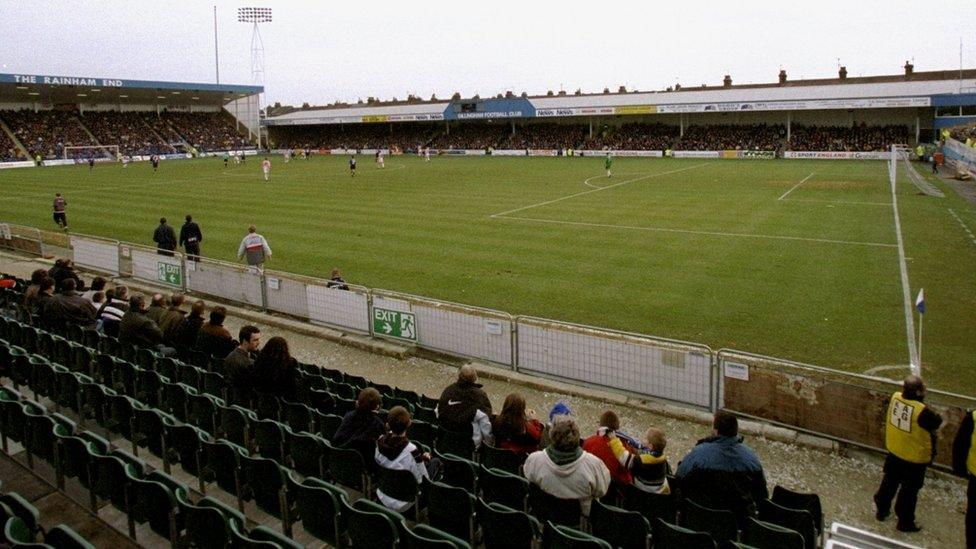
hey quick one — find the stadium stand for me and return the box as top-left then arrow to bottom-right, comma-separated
162,112 -> 252,152
0,126 -> 25,161
585,122 -> 681,151
272,122 -> 440,151
787,124 -> 910,152
679,123 -> 785,151
0,266 -> 839,549
1,109 -> 99,159
79,111 -> 175,156
427,123 -> 510,150
499,123 -> 588,150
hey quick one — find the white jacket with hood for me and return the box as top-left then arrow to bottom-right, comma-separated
523,448 -> 611,516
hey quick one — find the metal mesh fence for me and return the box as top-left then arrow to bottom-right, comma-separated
128,246 -> 185,290
517,317 -> 714,408
263,270 -> 310,318
373,290 -> 515,365
70,234 -> 120,275
0,223 -> 42,256
307,281 -> 371,334
717,349 -> 976,468
185,257 -> 263,307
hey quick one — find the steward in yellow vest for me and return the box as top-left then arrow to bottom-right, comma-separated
874,375 -> 942,533
952,409 -> 976,548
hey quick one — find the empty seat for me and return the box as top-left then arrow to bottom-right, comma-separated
771,485 -> 823,536
652,518 -> 717,549
589,499 -> 651,549
477,498 -> 540,549
742,517 -> 804,549
680,499 -> 739,543
425,478 -> 477,546
479,465 -> 528,511
541,520 -> 612,549
757,499 -> 816,549
288,474 -> 347,548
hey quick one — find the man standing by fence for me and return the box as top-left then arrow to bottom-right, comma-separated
179,214 -> 203,262
874,374 -> 943,533
153,218 -> 177,256
237,226 -> 272,268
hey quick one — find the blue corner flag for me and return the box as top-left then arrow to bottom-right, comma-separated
915,289 -> 925,314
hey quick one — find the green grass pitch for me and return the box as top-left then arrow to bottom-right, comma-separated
1,154 -> 974,394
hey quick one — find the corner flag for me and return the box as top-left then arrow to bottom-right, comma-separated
915,289 -> 925,314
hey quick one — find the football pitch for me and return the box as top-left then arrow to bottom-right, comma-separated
1,155 -> 975,394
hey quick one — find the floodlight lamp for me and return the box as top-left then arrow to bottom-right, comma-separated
237,7 -> 272,23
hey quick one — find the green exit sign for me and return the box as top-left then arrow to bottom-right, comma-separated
372,307 -> 417,342
157,262 -> 182,286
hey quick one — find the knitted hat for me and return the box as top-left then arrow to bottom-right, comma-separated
549,401 -> 572,422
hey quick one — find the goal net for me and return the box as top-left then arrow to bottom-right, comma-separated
63,145 -> 119,161
889,144 -> 944,198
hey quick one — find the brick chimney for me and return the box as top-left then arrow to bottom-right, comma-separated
723,74 -> 732,88
904,61 -> 914,78
838,66 -> 847,79
778,69 -> 787,85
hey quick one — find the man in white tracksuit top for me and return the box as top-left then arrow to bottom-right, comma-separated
523,414 -> 610,516
237,226 -> 272,267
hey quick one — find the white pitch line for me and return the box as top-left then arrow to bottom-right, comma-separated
783,198 -> 892,207
948,208 -> 976,247
864,364 -> 914,376
777,172 -> 815,201
489,163 -> 710,218
889,162 -> 919,371
493,215 -> 898,248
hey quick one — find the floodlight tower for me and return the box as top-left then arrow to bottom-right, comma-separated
237,7 -> 271,148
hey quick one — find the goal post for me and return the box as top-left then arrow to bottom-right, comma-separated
63,145 -> 119,161
889,143 -> 944,198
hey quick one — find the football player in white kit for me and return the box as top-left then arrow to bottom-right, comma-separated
261,157 -> 271,181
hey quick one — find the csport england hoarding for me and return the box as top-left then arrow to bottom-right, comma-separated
784,151 -> 891,160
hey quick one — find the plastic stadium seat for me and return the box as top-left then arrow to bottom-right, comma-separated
1,397 -> 45,453
757,499 -> 817,549
437,427 -> 475,459
308,389 -> 336,415
481,442 -> 525,475
771,485 -> 823,536
44,524 -> 95,549
218,404 -> 257,449
408,419 -> 436,449
160,382 -> 196,422
176,364 -> 203,391
652,518 -> 717,549
288,474 -> 347,547
425,478 -> 476,545
134,347 -> 157,370
375,468 -> 422,523
112,359 -> 139,397
529,483 -> 582,528
53,370 -> 83,413
155,357 -> 180,384
239,454 -> 291,534
69,343 -> 93,376
620,476 -> 678,524
589,499 -> 651,549
282,400 -> 314,433
334,396 -> 357,417
680,499 -> 739,543
0,493 -> 41,541
92,450 -> 144,513
126,470 -> 189,542
79,380 -> 114,429
477,498 -> 540,549
479,465 -> 528,511
253,419 -> 291,462
201,439 -> 247,496
201,370 -> 225,398
93,353 -> 120,387
316,413 -> 342,440
134,368 -> 165,408
541,521 -> 612,549
255,392 -> 282,421
346,498 -> 406,549
187,392 -> 223,435
130,407 -> 175,467
436,450 -> 478,493
105,393 -> 143,439
248,524 -> 304,549
164,423 -> 209,482
55,431 -> 108,495
285,429 -> 327,478
328,444 -> 370,494
2,516 -> 44,547
182,496 -> 246,549
741,517 -> 804,549
25,412 -> 74,469
404,524 -> 472,549
28,357 -> 59,401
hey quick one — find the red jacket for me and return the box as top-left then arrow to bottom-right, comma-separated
495,419 -> 544,458
583,433 -> 632,485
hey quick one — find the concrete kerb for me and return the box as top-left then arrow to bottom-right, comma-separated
1,248 -> 845,458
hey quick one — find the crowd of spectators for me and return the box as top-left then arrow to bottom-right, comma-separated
0,126 -> 26,161
427,123 -> 509,150
498,123 -> 588,150
1,109 -> 99,159
584,123 -> 681,151
164,112 -> 252,152
142,114 -> 190,151
787,124 -> 910,152
679,124 -> 784,151
80,111 -> 176,156
271,123 -> 441,152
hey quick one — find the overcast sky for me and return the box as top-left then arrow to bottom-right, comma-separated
2,1 -> 975,106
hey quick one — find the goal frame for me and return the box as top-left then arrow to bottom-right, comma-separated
63,145 -> 119,160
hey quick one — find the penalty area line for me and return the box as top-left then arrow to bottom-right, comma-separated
491,215 -> 898,248
777,172 -> 815,201
489,163 -> 710,218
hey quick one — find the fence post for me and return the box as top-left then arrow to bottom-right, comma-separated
366,289 -> 375,338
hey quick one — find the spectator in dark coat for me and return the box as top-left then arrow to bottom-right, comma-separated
224,325 -> 261,405
146,293 -> 167,324
158,293 -> 187,342
45,278 -> 96,330
33,279 -> 56,325
251,336 -> 299,401
22,269 -> 49,312
174,300 -> 206,350
437,364 -> 493,447
119,295 -> 165,349
153,217 -> 177,256
675,411 -> 768,524
97,285 -> 129,337
333,387 -> 386,467
48,259 -> 84,293
179,214 -> 203,261
195,306 -> 236,357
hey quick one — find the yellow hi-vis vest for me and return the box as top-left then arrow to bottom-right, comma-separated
884,392 -> 932,464
968,411 -> 976,476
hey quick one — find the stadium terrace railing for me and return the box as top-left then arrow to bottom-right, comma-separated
3,220 -> 973,464
516,316 -> 714,409
372,289 -> 515,365
717,349 -> 976,469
